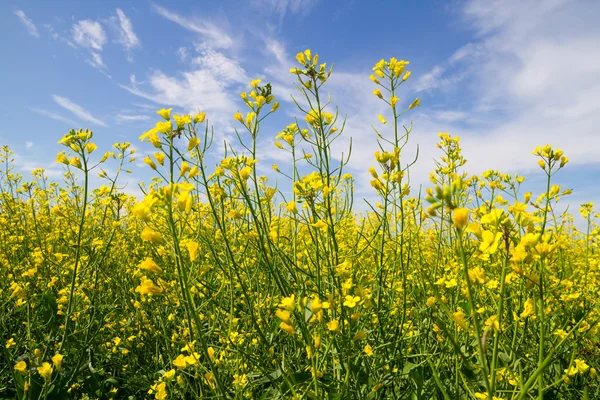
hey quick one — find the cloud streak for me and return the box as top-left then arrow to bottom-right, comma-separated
15,10 -> 40,38
116,114 -> 150,122
72,20 -> 106,50
52,96 -> 107,127
29,107 -> 79,127
114,8 -> 141,61
152,4 -> 234,49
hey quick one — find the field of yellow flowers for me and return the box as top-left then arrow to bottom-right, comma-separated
1,50 -> 599,399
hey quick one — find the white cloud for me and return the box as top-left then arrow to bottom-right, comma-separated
11,151 -> 64,179
15,10 -> 40,38
116,114 -> 150,122
250,0 -> 319,19
29,107 -> 79,126
44,23 -> 59,40
52,95 -> 107,127
384,0 -> 600,213
72,20 -> 106,50
431,110 -> 468,123
86,52 -> 107,70
413,44 -> 482,93
177,47 -> 189,62
114,8 -> 141,61
44,23 -> 77,47
25,141 -> 34,149
442,0 -> 600,171
414,65 -> 446,92
119,47 -> 247,122
152,4 -> 234,49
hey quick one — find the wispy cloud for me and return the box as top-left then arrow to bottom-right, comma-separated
119,46 -> 247,122
152,4 -> 234,49
177,47 -> 189,62
447,0 -> 600,171
430,110 -> 468,123
15,10 -> 40,38
113,8 -> 141,61
52,95 -> 107,127
413,44 -> 482,92
86,52 -> 107,70
72,20 -> 106,50
44,23 -> 76,47
29,107 -> 78,126
116,114 -> 150,122
25,141 -> 34,149
250,0 -> 319,20
395,0 -> 600,204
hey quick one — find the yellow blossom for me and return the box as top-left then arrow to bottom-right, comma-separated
157,108 -> 172,120
14,361 -> 27,374
139,258 -> 162,274
37,362 -> 53,380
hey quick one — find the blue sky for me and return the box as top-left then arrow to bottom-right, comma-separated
3,0 -> 600,217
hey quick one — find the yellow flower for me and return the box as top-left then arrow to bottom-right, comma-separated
521,298 -> 535,319
279,321 -> 296,335
173,354 -> 189,369
575,359 -> 589,374
85,143 -> 97,153
154,152 -> 165,165
173,114 -> 191,129
296,52 -> 306,64
310,295 -> 329,313
14,360 -> 27,374
180,161 -> 191,177
37,362 -> 53,380
245,112 -> 256,128
193,112 -> 206,123
6,338 -> 16,348
452,208 -> 470,229
409,98 -> 420,109
157,108 -> 172,120
144,156 -> 157,170
234,111 -> 244,124
390,96 -> 399,108
304,49 -> 312,62
56,152 -> 68,164
310,220 -> 327,230
69,157 -> 82,169
139,258 -> 162,274
187,137 -> 200,151
286,201 -> 297,214
378,115 -> 386,124
451,310 -> 467,329
249,79 -> 261,88
373,89 -> 383,99
364,344 -> 374,357
186,241 -> 199,262
538,159 -> 546,169
206,347 -> 216,362
327,320 -> 340,333
135,277 -> 163,296
343,295 -> 360,308
276,309 -> 292,324
52,353 -> 64,370
155,121 -> 172,134
479,230 -> 502,254
279,294 -> 296,311
141,227 -> 162,243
